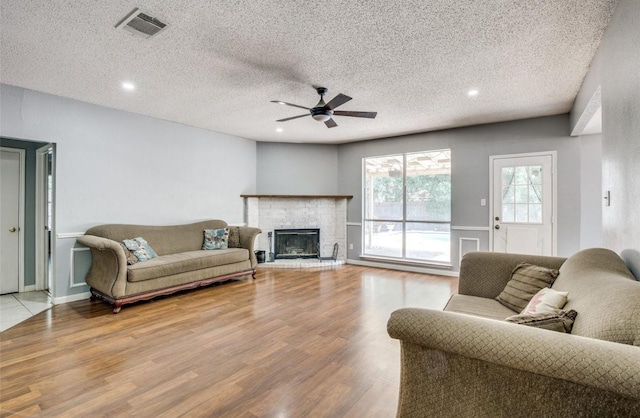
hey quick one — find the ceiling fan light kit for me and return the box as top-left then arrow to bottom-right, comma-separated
272,87 -> 377,129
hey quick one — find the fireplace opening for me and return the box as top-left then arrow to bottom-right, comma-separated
274,229 -> 320,259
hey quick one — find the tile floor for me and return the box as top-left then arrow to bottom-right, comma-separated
0,291 -> 53,332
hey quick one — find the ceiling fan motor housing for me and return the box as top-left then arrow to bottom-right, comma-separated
311,107 -> 333,122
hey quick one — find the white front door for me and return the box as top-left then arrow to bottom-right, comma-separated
491,153 -> 555,256
1,149 -> 23,294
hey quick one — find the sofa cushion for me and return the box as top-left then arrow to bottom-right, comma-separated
127,249 -> 249,282
506,310 -> 578,333
496,263 -> 559,312
445,294 -> 516,320
553,248 -> 640,346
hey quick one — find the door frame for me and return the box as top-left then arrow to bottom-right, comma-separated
488,151 -> 557,256
35,144 -> 54,291
1,147 -> 26,292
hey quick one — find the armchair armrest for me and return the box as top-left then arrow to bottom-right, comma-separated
388,308 -> 640,400
459,251 -> 567,298
76,235 -> 128,297
238,226 -> 261,268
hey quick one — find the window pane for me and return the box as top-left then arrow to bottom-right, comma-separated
515,185 -> 528,203
502,204 -> 515,222
502,167 -> 514,185
406,151 -> 451,222
363,221 -> 402,257
514,166 -> 528,184
365,156 -> 403,220
529,185 -> 541,203
502,186 -> 514,203
515,204 -> 528,222
529,204 -> 542,223
405,222 -> 450,262
528,166 -> 542,184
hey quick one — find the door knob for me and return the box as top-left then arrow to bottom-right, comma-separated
495,216 -> 500,221
9,227 -> 17,232
494,225 -> 500,230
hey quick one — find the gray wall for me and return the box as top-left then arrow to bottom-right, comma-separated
600,0 -> 640,254
338,115 -> 585,270
0,84 -> 257,300
579,134 -> 602,249
1,137 -> 48,287
256,143 -> 338,194
571,0 -> 640,277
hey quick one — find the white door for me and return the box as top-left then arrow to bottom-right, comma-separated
491,153 -> 555,256
1,149 -> 22,294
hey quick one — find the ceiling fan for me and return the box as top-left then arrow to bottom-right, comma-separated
271,87 -> 377,128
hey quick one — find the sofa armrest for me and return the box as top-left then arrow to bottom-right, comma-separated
238,227 -> 261,268
76,235 -> 128,297
459,251 -> 567,298
388,308 -> 640,400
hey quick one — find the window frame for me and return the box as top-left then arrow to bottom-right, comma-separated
362,149 -> 451,264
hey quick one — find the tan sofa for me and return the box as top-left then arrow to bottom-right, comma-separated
387,248 -> 640,417
77,220 -> 261,313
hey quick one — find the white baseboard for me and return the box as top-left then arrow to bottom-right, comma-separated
23,284 -> 37,292
346,258 -> 459,277
53,291 -> 91,305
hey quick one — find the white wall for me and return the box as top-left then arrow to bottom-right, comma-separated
256,143 -> 338,194
0,84 -> 257,299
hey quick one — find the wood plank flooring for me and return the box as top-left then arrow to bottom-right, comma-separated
0,265 -> 457,417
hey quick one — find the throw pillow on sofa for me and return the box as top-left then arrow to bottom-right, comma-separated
203,228 -> 229,250
521,287 -> 568,314
496,263 -> 560,312
505,309 -> 578,333
120,243 -> 139,265
123,237 -> 158,262
228,226 -> 241,248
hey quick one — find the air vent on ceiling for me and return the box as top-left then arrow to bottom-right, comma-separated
115,8 -> 168,39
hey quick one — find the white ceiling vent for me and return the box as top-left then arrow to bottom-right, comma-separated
115,8 -> 168,39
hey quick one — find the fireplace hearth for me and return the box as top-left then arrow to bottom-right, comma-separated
274,229 -> 320,259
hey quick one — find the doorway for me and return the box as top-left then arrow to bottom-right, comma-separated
36,144 -> 55,292
489,152 -> 556,256
1,148 -> 25,294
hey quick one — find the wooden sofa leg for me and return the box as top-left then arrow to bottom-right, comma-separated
113,301 -> 123,314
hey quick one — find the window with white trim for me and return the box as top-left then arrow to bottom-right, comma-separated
363,149 -> 451,264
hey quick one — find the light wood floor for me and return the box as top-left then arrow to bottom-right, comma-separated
1,265 -> 457,417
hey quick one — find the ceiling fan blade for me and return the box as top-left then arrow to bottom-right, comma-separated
277,114 -> 310,122
271,100 -> 310,110
333,110 -> 377,119
325,118 -> 338,128
325,94 -> 352,110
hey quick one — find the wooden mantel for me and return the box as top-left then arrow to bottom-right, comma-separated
241,194 -> 353,199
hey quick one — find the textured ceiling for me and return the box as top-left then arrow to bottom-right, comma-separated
0,1 -> 616,144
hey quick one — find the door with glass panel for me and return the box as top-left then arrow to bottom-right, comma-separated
491,154 -> 554,256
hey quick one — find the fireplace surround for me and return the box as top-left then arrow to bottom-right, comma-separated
243,195 -> 351,264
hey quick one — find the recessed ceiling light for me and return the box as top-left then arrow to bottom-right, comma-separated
276,127 -> 283,133
121,81 -> 136,91
468,89 -> 479,97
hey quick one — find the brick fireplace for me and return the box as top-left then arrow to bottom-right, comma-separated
242,195 -> 351,263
